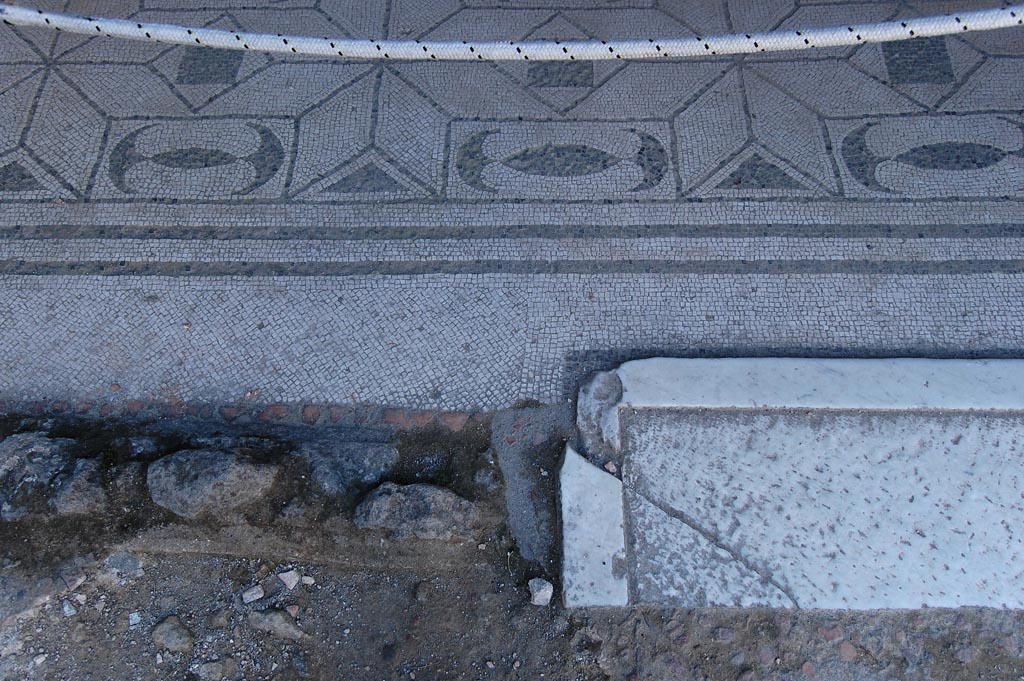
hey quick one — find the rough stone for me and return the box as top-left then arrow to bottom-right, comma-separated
0,433 -> 75,520
151,615 -> 193,653
353,483 -> 478,541
241,585 -> 264,604
528,578 -> 553,606
122,437 -> 161,459
197,661 -> 225,680
278,570 -> 299,591
197,658 -> 238,680
102,552 -> 144,582
146,450 -> 279,520
247,609 -> 308,642
491,405 -> 574,571
49,459 -> 108,515
295,441 -> 398,498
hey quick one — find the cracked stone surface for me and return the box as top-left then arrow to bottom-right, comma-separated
566,358 -> 1024,609
625,409 -> 1024,608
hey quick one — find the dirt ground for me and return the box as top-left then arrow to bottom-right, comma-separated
2,410 -> 1024,681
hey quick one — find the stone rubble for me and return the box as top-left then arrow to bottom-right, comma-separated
146,449 -> 279,520
241,585 -> 264,604
151,615 -> 193,654
528,578 -> 554,606
247,609 -> 308,643
353,482 -> 479,541
277,570 -> 300,591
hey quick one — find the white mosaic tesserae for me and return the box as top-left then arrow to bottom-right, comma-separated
0,0 -> 1023,410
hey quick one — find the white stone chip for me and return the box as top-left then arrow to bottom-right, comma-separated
528,578 -> 553,606
277,570 -> 300,591
241,585 -> 264,603
560,446 -> 628,607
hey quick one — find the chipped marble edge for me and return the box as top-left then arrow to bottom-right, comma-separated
578,358 -> 1024,453
560,446 -> 628,608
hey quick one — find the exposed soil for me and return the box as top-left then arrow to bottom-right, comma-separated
2,411 -> 1024,681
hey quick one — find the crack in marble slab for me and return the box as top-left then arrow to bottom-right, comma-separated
625,478 -> 799,608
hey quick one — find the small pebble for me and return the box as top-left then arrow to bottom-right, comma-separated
603,461 -> 618,474
242,585 -> 265,603
278,570 -> 300,590
301,575 -> 315,586
286,605 -> 300,618
61,600 -> 77,617
128,612 -> 142,627
529,578 -> 554,606
486,661 -> 495,669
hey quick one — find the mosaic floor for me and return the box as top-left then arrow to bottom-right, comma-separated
1,0 -> 1023,409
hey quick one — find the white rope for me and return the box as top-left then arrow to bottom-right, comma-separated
1,1 -> 1022,60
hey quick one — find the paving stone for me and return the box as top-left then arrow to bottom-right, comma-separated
566,358 -> 1024,608
560,447 -> 628,607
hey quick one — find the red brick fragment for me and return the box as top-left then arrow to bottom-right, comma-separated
301,405 -> 321,425
438,411 -> 470,432
259,404 -> 289,422
219,405 -> 242,422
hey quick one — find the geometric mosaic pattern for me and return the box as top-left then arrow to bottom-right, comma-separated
0,0 -> 1023,410
1,0 -> 1022,206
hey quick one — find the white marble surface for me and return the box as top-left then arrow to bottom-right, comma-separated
560,446 -> 628,607
616,358 -> 1024,410
580,358 -> 1024,452
625,409 -> 1024,608
566,358 -> 1024,608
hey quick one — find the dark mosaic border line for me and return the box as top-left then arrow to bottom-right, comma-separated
6,196 -> 1024,206
4,259 -> 1024,276
5,223 -> 1024,240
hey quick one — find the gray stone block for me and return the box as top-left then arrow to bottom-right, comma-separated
146,449 -> 279,520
